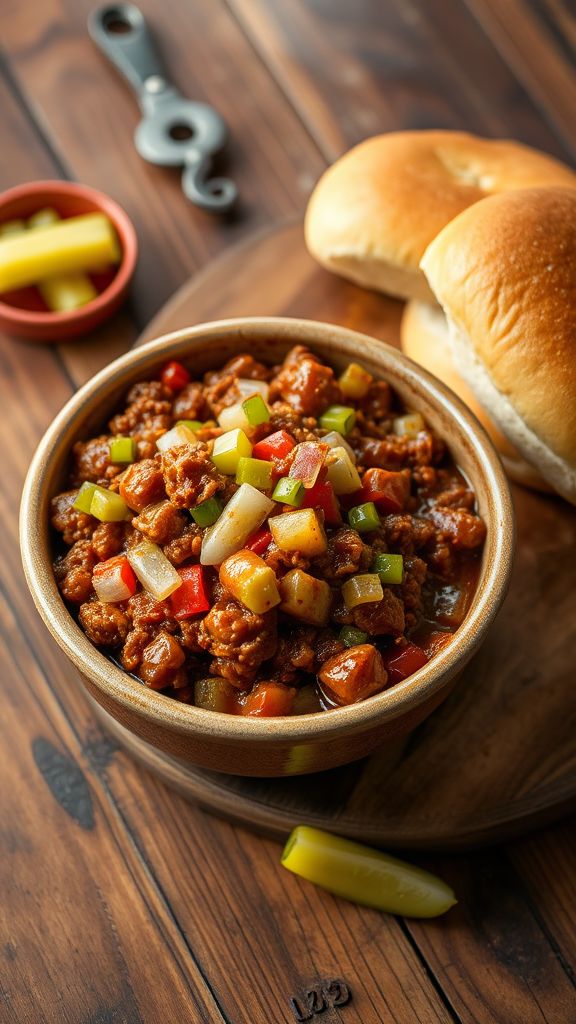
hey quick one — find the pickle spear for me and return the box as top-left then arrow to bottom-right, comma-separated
281,825 -> 457,918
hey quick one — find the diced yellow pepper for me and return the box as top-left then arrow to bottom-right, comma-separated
211,428 -> 252,475
342,573 -> 384,610
278,569 -> 331,626
0,212 -> 121,293
268,508 -> 327,557
219,549 -> 281,614
338,362 -> 373,399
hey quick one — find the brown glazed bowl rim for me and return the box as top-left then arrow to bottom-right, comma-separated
20,317 -> 514,745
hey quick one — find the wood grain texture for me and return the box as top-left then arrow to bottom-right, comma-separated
226,0 -> 575,161
463,0 -> 576,154
0,0 -> 325,326
2,0 -> 576,1019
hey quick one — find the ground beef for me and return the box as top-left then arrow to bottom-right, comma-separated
311,527 -> 372,581
54,540 -> 97,604
79,600 -> 130,647
431,486 -> 475,510
264,403 -> 319,444
121,593 -> 179,672
352,588 -> 406,636
204,354 -> 270,385
119,457 -> 166,512
51,491 -> 95,545
428,507 -> 486,550
109,383 -> 172,459
161,442 -> 225,509
91,522 -> 126,561
71,435 -> 118,486
202,355 -> 271,417
358,381 -> 393,424
172,382 -> 210,421
197,596 -> 277,685
269,626 -> 317,683
132,500 -> 187,545
203,375 -> 241,417
315,629 -> 345,667
413,465 -> 475,510
374,514 -> 437,555
269,347 -> 341,416
263,543 -> 310,577
352,431 -> 445,470
178,619 -> 205,653
163,524 -> 203,565
400,556 -> 427,629
139,631 -> 185,690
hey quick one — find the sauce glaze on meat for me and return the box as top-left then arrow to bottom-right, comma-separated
51,345 -> 486,716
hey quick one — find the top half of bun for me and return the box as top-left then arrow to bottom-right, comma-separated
304,130 -> 576,302
420,187 -> 576,504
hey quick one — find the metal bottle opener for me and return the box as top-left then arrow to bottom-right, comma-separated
88,3 -> 237,212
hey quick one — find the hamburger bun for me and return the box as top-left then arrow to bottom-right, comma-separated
305,131 -> 576,302
400,301 -> 551,492
420,187 -> 576,504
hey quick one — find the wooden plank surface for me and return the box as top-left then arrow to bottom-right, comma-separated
1,1 -> 575,1021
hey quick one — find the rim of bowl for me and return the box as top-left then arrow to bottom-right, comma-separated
0,180 -> 138,327
20,316 -> 515,744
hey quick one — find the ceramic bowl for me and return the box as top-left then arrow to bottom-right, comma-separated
0,180 -> 138,341
20,317 -> 514,776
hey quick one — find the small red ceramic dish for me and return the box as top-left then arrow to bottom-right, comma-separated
0,181 -> 138,342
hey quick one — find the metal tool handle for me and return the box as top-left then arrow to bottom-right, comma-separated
88,3 -> 169,98
182,151 -> 238,213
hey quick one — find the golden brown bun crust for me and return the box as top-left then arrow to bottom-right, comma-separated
400,301 -> 551,492
305,131 -> 576,300
421,187 -> 576,502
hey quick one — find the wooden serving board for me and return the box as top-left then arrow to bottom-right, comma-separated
115,219 -> 576,850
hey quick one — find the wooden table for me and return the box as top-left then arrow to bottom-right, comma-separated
1,2 -> 575,1021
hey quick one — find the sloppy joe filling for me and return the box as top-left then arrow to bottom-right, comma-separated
51,345 -> 486,716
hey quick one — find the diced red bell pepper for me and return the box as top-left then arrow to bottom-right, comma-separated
301,480 -> 341,525
240,681 -> 296,717
245,527 -> 273,555
252,430 -> 295,462
357,468 -> 410,514
169,564 -> 210,619
381,642 -> 429,683
161,360 -> 191,392
92,555 -> 137,602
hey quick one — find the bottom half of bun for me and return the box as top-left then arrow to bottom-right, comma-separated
400,301 -> 551,494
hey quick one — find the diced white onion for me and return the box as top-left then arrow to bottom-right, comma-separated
127,540 -> 182,601
393,412 -> 425,438
325,447 -> 362,495
92,568 -> 132,604
237,378 -> 270,401
321,430 -> 356,462
156,423 -> 197,453
200,484 -> 275,566
217,401 -> 252,432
